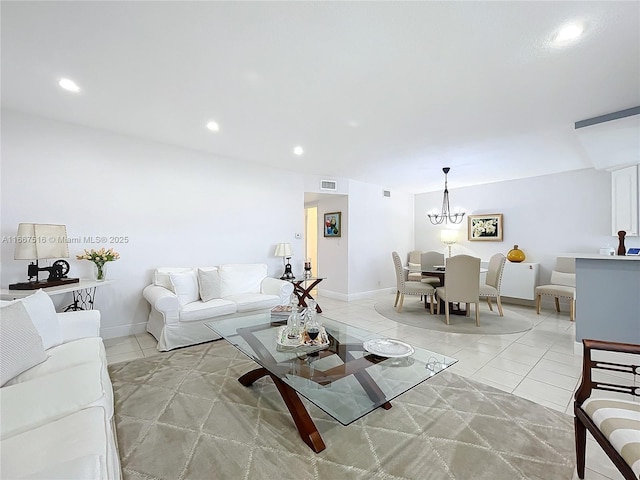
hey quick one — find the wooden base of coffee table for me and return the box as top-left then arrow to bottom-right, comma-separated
239,367 -> 327,453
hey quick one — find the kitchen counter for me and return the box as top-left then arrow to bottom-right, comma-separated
571,255 -> 640,344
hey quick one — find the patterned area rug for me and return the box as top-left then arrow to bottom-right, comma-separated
109,341 -> 575,480
374,298 -> 533,335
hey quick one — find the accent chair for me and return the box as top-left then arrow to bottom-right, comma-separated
574,339 -> 640,480
535,257 -> 576,321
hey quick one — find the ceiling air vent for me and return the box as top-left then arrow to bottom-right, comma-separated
383,190 -> 391,197
320,180 -> 337,191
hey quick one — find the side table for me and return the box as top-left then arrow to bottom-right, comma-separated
0,279 -> 113,311
288,277 -> 325,313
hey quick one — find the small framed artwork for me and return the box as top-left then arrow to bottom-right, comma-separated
468,214 -> 503,241
324,212 -> 341,237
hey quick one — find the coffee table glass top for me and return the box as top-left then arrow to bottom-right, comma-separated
204,312 -> 457,425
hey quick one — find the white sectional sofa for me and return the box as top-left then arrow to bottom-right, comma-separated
0,290 -> 120,480
143,263 -> 293,351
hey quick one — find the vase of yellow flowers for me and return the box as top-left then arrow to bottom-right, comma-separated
76,247 -> 120,281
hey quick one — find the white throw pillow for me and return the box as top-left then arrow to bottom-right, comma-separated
219,264 -> 267,297
169,270 -> 200,305
197,268 -> 221,302
0,302 -> 48,386
153,267 -> 193,290
408,262 -> 421,272
16,289 -> 62,349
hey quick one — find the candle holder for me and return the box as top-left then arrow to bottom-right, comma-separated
304,260 -> 312,278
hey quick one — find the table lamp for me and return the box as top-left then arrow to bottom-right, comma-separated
274,243 -> 295,280
9,223 -> 79,290
440,229 -> 458,258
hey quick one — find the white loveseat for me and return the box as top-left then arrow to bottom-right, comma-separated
143,263 -> 293,351
0,290 -> 120,480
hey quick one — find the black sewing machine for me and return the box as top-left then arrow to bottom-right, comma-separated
9,259 -> 79,290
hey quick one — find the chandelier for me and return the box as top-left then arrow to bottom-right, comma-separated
427,167 -> 465,225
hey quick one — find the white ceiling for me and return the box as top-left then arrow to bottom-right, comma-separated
2,1 -> 639,193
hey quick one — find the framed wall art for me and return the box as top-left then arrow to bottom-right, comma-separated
323,212 -> 341,237
468,214 -> 503,241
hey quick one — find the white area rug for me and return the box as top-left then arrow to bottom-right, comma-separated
374,297 -> 533,335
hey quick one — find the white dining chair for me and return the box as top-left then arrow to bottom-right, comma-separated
407,250 -> 423,281
435,254 -> 481,325
392,251 -> 435,314
479,253 -> 506,316
420,251 -> 445,287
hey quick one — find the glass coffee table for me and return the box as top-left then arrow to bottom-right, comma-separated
204,312 -> 456,453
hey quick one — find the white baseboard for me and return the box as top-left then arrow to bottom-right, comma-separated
101,321 -> 147,340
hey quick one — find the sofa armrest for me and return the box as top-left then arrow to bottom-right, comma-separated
142,284 -> 181,325
57,310 -> 101,342
261,277 -> 294,304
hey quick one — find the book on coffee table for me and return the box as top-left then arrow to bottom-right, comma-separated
270,305 -> 293,317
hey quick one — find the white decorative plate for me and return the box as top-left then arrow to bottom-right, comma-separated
363,338 -> 415,358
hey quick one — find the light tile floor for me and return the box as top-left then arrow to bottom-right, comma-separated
106,292 -> 627,480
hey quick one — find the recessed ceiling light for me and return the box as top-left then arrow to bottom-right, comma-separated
293,146 -> 304,156
206,121 -> 220,132
553,23 -> 584,44
58,78 -> 80,93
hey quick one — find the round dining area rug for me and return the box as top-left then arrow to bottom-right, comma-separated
374,297 -> 533,335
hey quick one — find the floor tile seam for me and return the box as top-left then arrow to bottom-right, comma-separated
471,373 -> 522,392
526,371 -> 581,393
486,358 -> 535,376
527,365 -> 582,389
509,390 -> 568,412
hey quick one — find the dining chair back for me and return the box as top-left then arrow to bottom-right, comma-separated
407,250 -> 423,281
392,251 -> 435,314
435,255 -> 481,325
420,251 -> 444,286
479,253 -> 506,316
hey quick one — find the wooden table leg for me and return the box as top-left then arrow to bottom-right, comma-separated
293,279 -> 323,313
238,367 -> 326,453
354,369 -> 392,410
238,367 -> 270,386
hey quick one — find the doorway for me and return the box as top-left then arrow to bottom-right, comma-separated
305,205 -> 318,292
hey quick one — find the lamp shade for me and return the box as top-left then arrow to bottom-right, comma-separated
440,229 -> 458,245
274,243 -> 292,257
14,223 -> 69,260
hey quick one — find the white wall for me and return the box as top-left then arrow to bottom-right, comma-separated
347,180 -> 414,297
1,110 -> 415,337
415,168 -> 639,283
316,195 -> 349,296
1,110 -> 305,337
